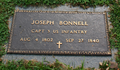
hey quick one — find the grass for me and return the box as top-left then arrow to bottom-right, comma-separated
0,0 -> 120,70
0,59 -> 86,70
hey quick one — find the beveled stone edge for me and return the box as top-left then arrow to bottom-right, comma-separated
14,9 -> 106,14
7,50 -> 111,55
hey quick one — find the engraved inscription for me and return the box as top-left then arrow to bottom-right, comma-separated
31,20 -> 54,25
66,38 -> 74,42
59,21 -> 88,26
42,38 -> 53,42
53,30 -> 58,33
20,37 -> 30,41
57,41 -> 62,49
35,38 -> 38,41
31,29 -> 44,33
78,39 -> 84,43
88,39 -> 99,43
62,30 -> 87,34
8,11 -> 110,55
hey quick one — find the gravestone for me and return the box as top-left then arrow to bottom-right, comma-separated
7,10 -> 111,55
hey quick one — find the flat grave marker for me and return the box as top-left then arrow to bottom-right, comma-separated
7,10 -> 111,55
